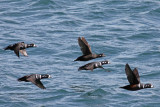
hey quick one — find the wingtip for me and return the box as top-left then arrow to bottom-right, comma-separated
78,37 -> 81,40
125,63 -> 130,68
125,63 -> 131,71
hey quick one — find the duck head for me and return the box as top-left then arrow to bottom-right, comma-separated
144,83 -> 154,88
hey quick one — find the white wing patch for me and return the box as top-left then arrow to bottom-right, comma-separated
20,49 -> 28,56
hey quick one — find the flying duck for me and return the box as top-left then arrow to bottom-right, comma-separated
78,60 -> 110,71
120,64 -> 154,91
18,74 -> 51,89
4,42 -> 37,58
74,37 -> 105,61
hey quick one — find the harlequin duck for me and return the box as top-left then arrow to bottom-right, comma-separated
4,42 -> 37,58
18,74 -> 51,89
78,60 -> 110,71
120,64 -> 154,91
74,37 -> 105,61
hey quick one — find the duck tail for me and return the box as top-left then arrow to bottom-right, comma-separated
4,46 -> 11,50
18,76 -> 27,82
78,66 -> 84,71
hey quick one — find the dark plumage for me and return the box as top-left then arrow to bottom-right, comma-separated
18,74 -> 51,89
4,42 -> 37,58
78,60 -> 110,71
120,64 -> 154,91
74,37 -> 105,61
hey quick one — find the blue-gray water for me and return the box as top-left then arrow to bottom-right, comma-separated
0,0 -> 160,107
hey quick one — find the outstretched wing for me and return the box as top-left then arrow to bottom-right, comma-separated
125,64 -> 140,85
133,68 -> 140,83
85,62 -> 95,71
78,37 -> 92,55
14,44 -> 20,57
14,42 -> 25,57
27,77 -> 46,89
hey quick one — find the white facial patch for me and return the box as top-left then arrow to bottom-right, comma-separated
40,75 -> 41,79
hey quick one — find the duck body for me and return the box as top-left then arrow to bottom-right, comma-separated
75,37 -> 105,61
120,64 -> 153,91
120,83 -> 153,91
75,53 -> 105,61
18,74 -> 51,89
4,42 -> 36,57
78,60 -> 110,71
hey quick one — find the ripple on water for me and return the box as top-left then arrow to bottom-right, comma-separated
81,88 -> 108,98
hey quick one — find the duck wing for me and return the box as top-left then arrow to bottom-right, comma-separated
85,62 -> 95,71
125,64 -> 140,85
19,49 -> 28,56
27,77 -> 46,89
14,44 -> 21,57
78,37 -> 92,55
133,68 -> 140,83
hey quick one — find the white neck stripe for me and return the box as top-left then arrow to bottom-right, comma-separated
99,62 -> 102,66
138,83 -> 140,88
95,63 -> 98,67
36,74 -> 38,79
